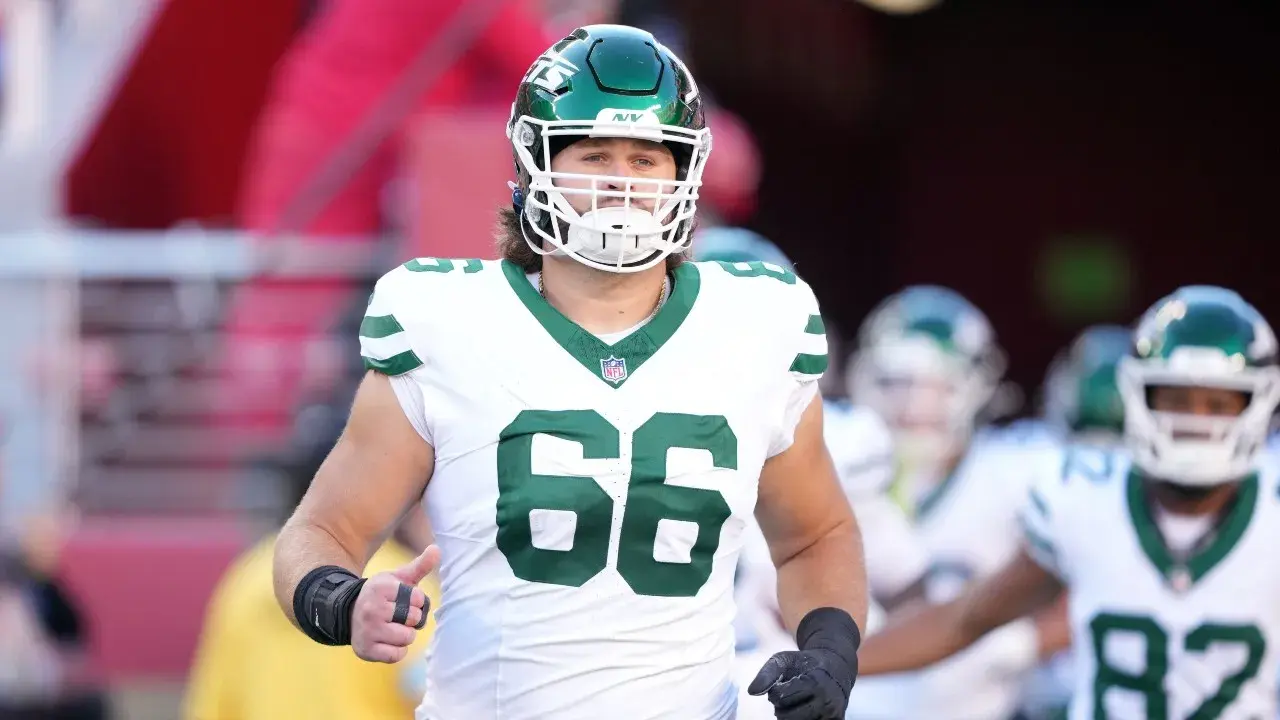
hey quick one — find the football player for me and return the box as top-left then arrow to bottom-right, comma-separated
856,285 -> 1280,720
1019,324 -> 1132,719
1042,324 -> 1133,447
843,286 -> 1070,720
273,25 -> 867,720
693,228 -> 929,720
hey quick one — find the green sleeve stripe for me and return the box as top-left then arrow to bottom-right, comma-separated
789,352 -> 828,375
1021,518 -> 1058,559
804,314 -> 825,335
363,350 -> 423,376
360,314 -> 405,339
1029,488 -> 1051,518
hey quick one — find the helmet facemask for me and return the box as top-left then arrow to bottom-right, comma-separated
1118,350 -> 1280,486
847,335 -> 1004,472
509,113 -> 712,274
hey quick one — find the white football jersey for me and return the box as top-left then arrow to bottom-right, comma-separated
732,401 -> 917,720
1023,447 -> 1280,720
360,257 -> 827,720
857,425 -> 1062,720
826,401 -> 929,602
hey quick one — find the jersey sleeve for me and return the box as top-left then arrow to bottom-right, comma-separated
360,266 -> 426,377
359,264 -> 435,445
825,405 -> 896,501
1019,448 -> 1070,581
768,277 -> 829,457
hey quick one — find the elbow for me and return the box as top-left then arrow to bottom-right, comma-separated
775,512 -> 858,569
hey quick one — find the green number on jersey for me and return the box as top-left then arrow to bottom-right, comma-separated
495,411 -> 618,587
714,260 -> 797,285
404,258 -> 484,273
1185,624 -> 1266,719
495,410 -> 737,597
1089,611 -> 1265,719
618,413 -> 735,596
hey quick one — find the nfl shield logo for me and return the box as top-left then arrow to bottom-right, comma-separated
600,356 -> 628,384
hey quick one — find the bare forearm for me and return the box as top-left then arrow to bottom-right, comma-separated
859,553 -> 1063,675
775,517 -> 868,634
272,519 -> 365,627
858,600 -> 982,675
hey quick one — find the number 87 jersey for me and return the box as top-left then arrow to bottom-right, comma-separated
360,258 -> 829,720
1022,447 -> 1280,720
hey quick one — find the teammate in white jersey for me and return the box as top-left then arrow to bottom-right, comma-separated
856,285 -> 1280,720
692,228 -> 929,720
272,25 -> 869,720
842,286 -> 1070,720
1019,324 -> 1133,719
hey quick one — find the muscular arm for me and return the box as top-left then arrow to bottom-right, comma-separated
858,549 -> 1064,675
1032,591 -> 1072,661
755,394 -> 868,632
272,371 -> 434,627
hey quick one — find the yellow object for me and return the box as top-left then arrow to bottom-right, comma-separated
183,535 -> 439,720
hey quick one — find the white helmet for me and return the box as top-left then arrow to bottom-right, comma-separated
847,286 -> 1005,470
1118,285 -> 1280,486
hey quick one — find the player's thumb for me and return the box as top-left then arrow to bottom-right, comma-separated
391,544 -> 441,585
747,654 -> 788,696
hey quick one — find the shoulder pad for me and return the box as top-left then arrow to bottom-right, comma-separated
824,403 -> 895,499
701,261 -> 828,383
359,257 -> 492,375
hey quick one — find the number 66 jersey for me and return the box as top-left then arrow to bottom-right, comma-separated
360,258 -> 829,720
1021,448 -> 1280,720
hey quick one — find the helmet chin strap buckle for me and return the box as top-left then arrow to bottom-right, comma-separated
508,181 -> 525,211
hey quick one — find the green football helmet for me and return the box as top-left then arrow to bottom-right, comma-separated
692,227 -> 794,271
1041,325 -> 1130,444
507,24 -> 712,273
1118,285 -> 1280,486
847,286 -> 1006,469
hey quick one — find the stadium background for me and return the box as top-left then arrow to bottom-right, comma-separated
0,0 -> 1274,716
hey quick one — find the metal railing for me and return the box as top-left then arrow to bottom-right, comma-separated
0,227 -> 392,520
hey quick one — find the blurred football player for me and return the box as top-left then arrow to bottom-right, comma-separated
1042,324 -> 1132,447
1019,323 -> 1132,719
185,387 -> 439,720
273,26 -> 867,720
844,286 -> 1070,720
857,285 -> 1280,720
694,228 -> 930,720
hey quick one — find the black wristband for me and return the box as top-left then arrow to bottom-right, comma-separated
797,607 -> 862,688
292,565 -> 366,646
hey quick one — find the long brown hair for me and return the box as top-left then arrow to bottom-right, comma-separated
495,207 -> 690,273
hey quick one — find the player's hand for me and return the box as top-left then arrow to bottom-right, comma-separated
351,544 -> 440,663
747,647 -> 857,720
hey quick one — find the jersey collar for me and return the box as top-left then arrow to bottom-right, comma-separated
1125,471 -> 1258,590
501,260 -> 701,389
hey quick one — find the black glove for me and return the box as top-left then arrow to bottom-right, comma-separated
748,607 -> 861,720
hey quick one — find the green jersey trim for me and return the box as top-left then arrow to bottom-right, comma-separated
1124,471 -> 1258,588
500,260 -> 701,389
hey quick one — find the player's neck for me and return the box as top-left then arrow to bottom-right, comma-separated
1147,479 -> 1240,518
539,257 -> 669,335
